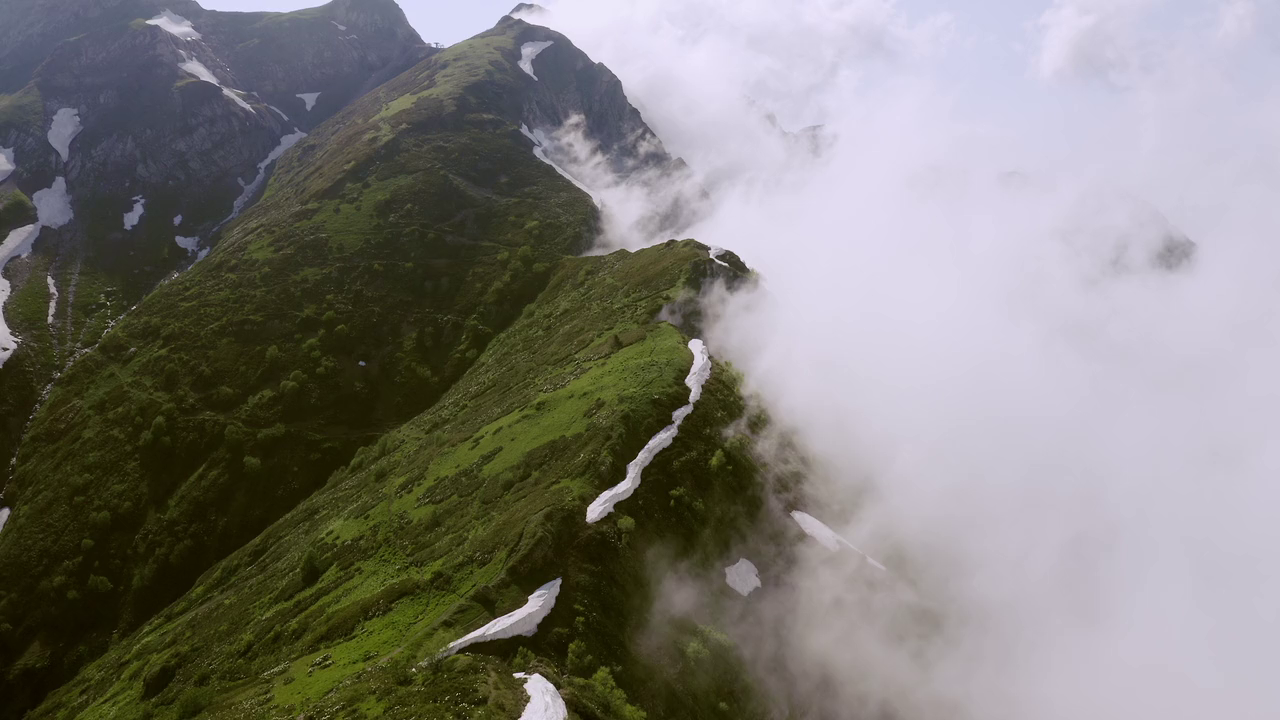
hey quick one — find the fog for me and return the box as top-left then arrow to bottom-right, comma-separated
527,1 -> 1280,718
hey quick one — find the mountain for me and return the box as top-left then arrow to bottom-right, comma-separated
0,8 -> 768,718
31,238 -> 765,720
0,0 -> 430,514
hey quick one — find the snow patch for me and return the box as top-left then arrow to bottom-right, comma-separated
708,246 -> 732,268
520,124 -> 602,208
1,177 -> 74,365
445,579 -> 562,656
123,196 -> 145,230
175,236 -> 200,253
296,92 -> 321,112
724,558 -> 762,596
146,11 -> 201,40
331,20 -> 347,31
225,130 -> 307,221
179,53 -> 255,113
0,147 -> 14,183
268,105 -> 290,121
46,274 -> 57,326
33,178 -> 73,228
0,225 -> 42,367
519,41 -> 554,80
791,511 -> 887,570
587,339 -> 712,523
0,507 -> 10,534
173,214 -> 183,227
513,673 -> 568,720
47,108 -> 82,162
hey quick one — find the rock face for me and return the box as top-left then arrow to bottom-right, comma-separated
0,0 -> 201,92
514,19 -> 676,178
194,0 -> 430,126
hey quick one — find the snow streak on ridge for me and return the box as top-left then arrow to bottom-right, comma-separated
513,673 -> 568,720
444,579 -> 562,656
586,339 -> 712,523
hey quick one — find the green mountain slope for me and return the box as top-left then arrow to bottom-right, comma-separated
0,14 -> 697,716
0,0 -> 431,492
31,239 -> 767,720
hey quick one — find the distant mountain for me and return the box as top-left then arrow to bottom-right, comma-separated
0,9 -> 768,719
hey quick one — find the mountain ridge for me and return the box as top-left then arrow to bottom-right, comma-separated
0,11 -> 743,718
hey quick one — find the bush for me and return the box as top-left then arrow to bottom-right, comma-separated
300,548 -> 324,587
174,687 -> 214,719
141,661 -> 177,699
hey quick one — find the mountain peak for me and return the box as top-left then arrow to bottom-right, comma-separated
329,0 -> 421,42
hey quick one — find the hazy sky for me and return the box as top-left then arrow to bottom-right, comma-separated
201,0 -> 515,45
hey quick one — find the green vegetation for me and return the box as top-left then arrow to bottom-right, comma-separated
0,85 -> 42,132
31,240 -> 767,720
0,16 -> 755,718
0,12 -> 774,720
0,190 -> 36,230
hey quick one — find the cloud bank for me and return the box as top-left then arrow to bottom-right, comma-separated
531,1 -> 1280,718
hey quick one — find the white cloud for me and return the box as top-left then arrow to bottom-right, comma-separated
531,0 -> 1280,717
1033,0 -> 1152,84
1217,0 -> 1257,42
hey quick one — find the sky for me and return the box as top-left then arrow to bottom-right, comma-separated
201,0 -> 514,46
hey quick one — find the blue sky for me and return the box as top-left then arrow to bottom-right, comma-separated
201,0 -> 516,45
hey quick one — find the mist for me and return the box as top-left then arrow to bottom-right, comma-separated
526,0 -> 1280,718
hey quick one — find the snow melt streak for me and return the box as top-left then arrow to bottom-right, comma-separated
513,673 -> 568,720
791,511 -> 887,570
519,41 -> 554,80
46,275 -> 57,326
146,11 -> 201,40
178,55 -> 254,113
0,225 -> 42,367
445,579 -> 562,656
520,124 -> 603,208
47,108 -> 82,162
227,130 -> 307,221
0,147 -> 14,183
586,339 -> 712,523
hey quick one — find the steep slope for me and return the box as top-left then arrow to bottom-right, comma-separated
0,15 -> 683,716
0,0 -> 429,476
31,240 -> 768,720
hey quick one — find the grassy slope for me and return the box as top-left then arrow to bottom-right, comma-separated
35,240 -> 768,720
0,20 -> 599,714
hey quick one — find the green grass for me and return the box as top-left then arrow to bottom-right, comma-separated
29,240 -> 768,720
0,190 -> 36,230
0,17 -> 612,715
0,85 -> 42,133
0,15 -> 771,720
